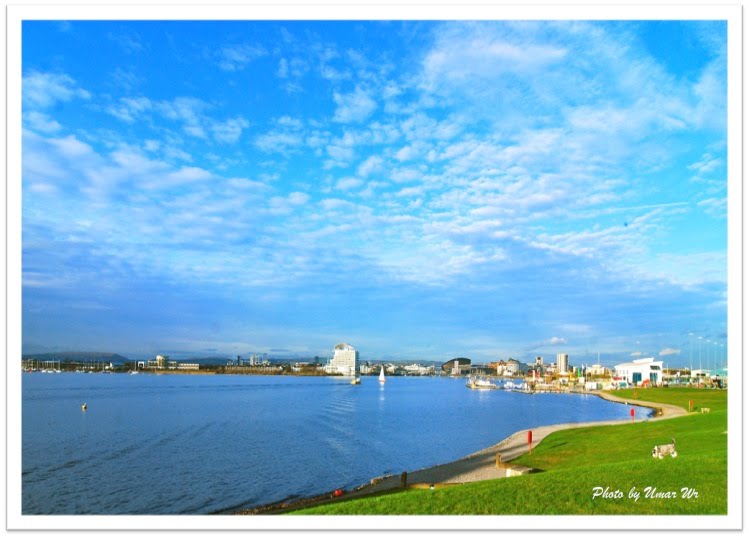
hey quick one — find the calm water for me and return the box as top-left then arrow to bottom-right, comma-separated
22,373 -> 649,514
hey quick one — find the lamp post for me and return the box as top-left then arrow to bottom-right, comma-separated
698,336 -> 703,372
713,341 -> 717,373
689,332 -> 693,376
706,340 -> 710,373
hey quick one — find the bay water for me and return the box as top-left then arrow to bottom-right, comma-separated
22,373 -> 649,514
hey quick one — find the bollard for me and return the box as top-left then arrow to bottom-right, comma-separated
527,430 -> 533,454
689,400 -> 694,412
400,471 -> 408,488
496,453 -> 502,467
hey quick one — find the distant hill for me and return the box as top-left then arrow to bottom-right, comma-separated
21,351 -> 130,364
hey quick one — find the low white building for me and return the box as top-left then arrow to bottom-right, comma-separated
324,343 -> 360,376
614,357 -> 663,386
403,363 -> 434,376
586,364 -> 608,377
690,369 -> 711,383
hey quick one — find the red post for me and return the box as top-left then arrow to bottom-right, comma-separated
527,430 -> 533,454
630,407 -> 635,423
689,400 -> 694,412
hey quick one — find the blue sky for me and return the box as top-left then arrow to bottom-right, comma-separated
21,20 -> 728,367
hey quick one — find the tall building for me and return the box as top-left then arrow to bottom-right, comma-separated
325,343 -> 360,376
557,353 -> 569,374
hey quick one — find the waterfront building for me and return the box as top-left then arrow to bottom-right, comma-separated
324,343 -> 360,376
586,364 -> 608,377
556,353 -> 569,374
535,356 -> 544,366
176,363 -> 199,370
614,357 -> 663,386
146,354 -> 170,369
690,369 -> 711,384
441,357 -> 471,375
403,363 -> 434,375
504,358 -> 526,376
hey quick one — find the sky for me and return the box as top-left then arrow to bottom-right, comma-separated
20,19 -> 728,367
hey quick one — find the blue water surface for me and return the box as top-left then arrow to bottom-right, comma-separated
22,373 -> 649,514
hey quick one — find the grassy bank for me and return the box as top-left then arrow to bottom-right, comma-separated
294,388 -> 727,515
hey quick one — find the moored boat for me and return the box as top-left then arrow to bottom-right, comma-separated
466,377 -> 499,390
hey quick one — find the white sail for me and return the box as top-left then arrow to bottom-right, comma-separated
379,366 -> 386,383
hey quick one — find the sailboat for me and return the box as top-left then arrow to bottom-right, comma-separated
379,366 -> 386,384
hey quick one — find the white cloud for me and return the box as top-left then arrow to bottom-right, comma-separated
689,153 -> 723,176
421,24 -> 567,91
326,142 -> 355,163
155,97 -> 210,139
277,58 -> 289,78
697,197 -> 726,219
395,144 -> 421,162
335,177 -> 364,191
288,191 -> 310,205
254,131 -> 304,154
692,55 -> 727,130
107,30 -> 145,54
23,111 -> 62,133
268,191 -> 310,215
212,117 -> 250,143
217,43 -> 267,71
49,135 -> 95,159
357,155 -> 383,177
23,71 -> 90,109
332,87 -> 377,123
107,96 -> 153,123
659,348 -> 680,356
143,139 -> 161,152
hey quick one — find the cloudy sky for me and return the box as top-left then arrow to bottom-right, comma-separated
21,20 -> 728,366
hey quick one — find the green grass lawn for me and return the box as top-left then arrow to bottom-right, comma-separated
608,386 -> 727,413
294,388 -> 727,515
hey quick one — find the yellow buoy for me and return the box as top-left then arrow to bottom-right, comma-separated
81,403 -> 87,411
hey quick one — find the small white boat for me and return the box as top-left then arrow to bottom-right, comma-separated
379,366 -> 386,384
351,376 -> 361,385
467,377 -> 499,390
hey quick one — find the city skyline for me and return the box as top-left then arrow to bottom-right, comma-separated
21,20 -> 728,366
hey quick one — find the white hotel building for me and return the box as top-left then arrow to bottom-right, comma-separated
324,343 -> 360,376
